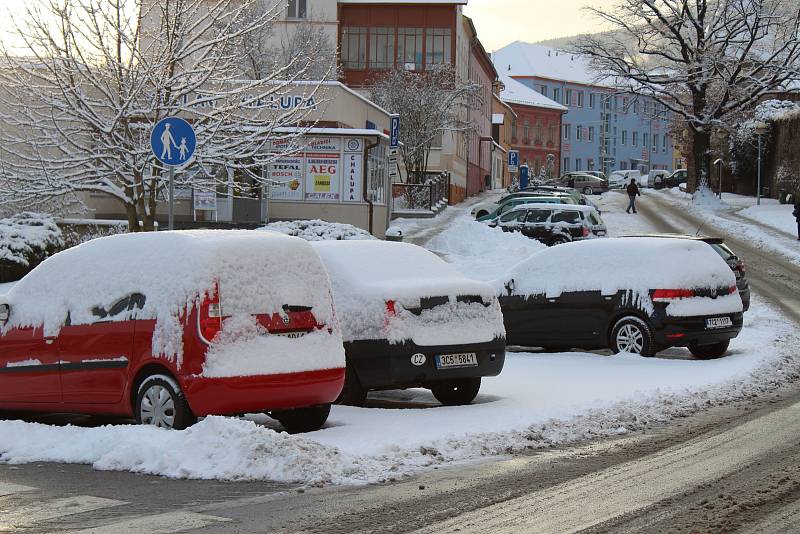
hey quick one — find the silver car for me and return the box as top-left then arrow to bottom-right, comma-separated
560,173 -> 610,195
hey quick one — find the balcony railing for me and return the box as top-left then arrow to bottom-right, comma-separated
391,175 -> 449,213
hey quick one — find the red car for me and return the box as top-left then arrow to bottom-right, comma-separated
0,231 -> 346,432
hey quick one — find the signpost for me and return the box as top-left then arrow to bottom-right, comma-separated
151,117 -> 196,230
388,113 -> 400,182
508,150 -> 519,173
390,114 -> 400,148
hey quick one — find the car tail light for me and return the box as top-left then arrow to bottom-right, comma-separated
728,285 -> 737,294
652,289 -> 696,301
198,284 -> 222,343
386,300 -> 397,317
582,225 -> 590,237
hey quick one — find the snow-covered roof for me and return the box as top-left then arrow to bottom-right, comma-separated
494,41 -> 611,88
498,73 -> 567,112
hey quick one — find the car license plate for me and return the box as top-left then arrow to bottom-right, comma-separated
706,317 -> 732,329
435,353 -> 478,369
274,331 -> 306,339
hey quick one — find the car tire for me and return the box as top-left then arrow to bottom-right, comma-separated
273,404 -> 331,434
336,364 -> 367,407
135,375 -> 196,430
431,378 -> 481,406
583,186 -> 594,195
688,340 -> 730,360
610,316 -> 656,357
476,210 -> 489,219
548,235 -> 570,246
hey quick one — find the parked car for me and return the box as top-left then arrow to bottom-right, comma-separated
489,203 -> 607,245
0,231 -> 346,432
666,169 -> 688,188
497,237 -> 743,358
582,171 -> 607,181
648,170 -> 671,188
470,191 -> 575,219
559,173 -> 609,195
609,170 -> 643,189
310,241 -> 506,407
622,234 -> 750,312
477,195 -> 577,222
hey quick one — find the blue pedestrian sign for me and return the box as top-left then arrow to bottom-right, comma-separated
151,117 -> 196,167
390,114 -> 400,148
508,150 -> 519,172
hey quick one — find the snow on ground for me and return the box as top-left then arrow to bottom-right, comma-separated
0,282 -> 16,295
263,219 -> 375,241
593,192 -> 660,237
0,189 -> 797,485
739,203 -> 797,237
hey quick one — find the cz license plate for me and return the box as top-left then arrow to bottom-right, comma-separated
435,352 -> 478,369
274,331 -> 307,339
705,317 -> 732,329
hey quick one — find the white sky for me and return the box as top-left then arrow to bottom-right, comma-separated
0,0 -> 615,54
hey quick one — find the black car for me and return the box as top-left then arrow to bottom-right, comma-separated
623,234 -> 750,311
311,241 -> 506,407
498,237 -> 744,358
490,203 -> 607,246
665,169 -> 687,188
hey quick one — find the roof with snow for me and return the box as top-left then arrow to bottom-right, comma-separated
498,73 -> 567,112
493,41 -> 611,88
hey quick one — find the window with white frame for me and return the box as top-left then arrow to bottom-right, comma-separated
652,134 -> 658,152
576,91 -> 584,108
565,89 -> 573,106
576,125 -> 582,141
287,0 -> 307,18
588,126 -> 594,142
563,123 -> 571,140
553,88 -> 561,104
589,93 -> 596,108
621,130 -> 627,145
632,131 -> 638,146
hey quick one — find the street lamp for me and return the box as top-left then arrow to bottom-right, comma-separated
753,121 -> 769,205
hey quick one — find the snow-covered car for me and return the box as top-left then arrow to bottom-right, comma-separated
496,237 -> 743,358
477,195 -> 577,222
666,169 -> 688,188
469,192 -> 574,220
648,170 -> 670,188
609,170 -> 643,189
310,241 -> 506,407
489,203 -> 606,245
0,231 -> 346,432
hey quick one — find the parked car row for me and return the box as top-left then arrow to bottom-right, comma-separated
0,229 -> 747,433
490,203 -> 607,246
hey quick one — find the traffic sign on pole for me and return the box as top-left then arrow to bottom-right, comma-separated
151,117 -> 197,231
390,115 -> 400,148
508,150 -> 519,173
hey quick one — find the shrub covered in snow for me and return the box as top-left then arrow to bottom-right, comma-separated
263,219 -> 376,241
0,213 -> 64,283
730,100 -> 800,177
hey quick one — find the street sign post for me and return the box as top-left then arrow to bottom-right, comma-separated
390,114 -> 400,148
508,150 -> 519,173
388,147 -> 400,181
151,117 -> 196,230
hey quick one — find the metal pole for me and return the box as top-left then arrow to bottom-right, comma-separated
168,165 -> 175,230
757,134 -> 762,206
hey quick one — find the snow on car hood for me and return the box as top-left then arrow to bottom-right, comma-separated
4,230 -> 340,367
496,237 -> 740,315
311,241 -> 505,345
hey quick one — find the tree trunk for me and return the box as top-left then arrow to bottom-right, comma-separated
690,129 -> 712,193
125,203 -> 141,232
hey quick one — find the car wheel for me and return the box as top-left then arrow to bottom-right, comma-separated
476,210 -> 489,219
610,316 -> 655,357
273,404 -> 331,433
688,340 -> 730,360
431,378 -> 481,406
583,186 -> 594,195
135,375 -> 196,430
336,364 -> 367,407
548,235 -> 570,246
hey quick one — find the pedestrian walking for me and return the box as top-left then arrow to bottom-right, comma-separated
626,178 -> 641,214
793,199 -> 800,240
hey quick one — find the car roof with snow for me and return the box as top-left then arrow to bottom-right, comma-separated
622,233 -> 724,245
496,237 -> 735,298
507,203 -> 598,212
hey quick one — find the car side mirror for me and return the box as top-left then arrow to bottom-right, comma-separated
0,303 -> 10,325
504,279 -> 515,296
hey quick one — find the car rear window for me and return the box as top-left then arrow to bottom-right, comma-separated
588,212 -> 604,225
709,242 -> 735,261
500,209 -> 527,223
526,209 -> 551,223
551,211 -> 581,224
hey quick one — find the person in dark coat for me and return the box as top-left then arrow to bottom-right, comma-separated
793,199 -> 800,240
626,178 -> 641,214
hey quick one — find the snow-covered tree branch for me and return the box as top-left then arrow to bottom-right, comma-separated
0,0 -> 328,231
574,0 -> 800,191
369,65 -> 482,184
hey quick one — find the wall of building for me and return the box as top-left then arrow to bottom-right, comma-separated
466,25 -> 495,197
507,103 -> 563,178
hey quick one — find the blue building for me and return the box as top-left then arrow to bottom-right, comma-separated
494,42 -> 674,176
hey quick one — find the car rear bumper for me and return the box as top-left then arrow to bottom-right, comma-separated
345,337 -> 506,390
653,312 -> 744,347
182,368 -> 345,416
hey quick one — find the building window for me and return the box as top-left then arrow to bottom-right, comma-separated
548,122 -> 556,145
621,161 -> 628,170
341,27 -> 367,69
553,88 -> 561,104
662,135 -> 667,152
512,117 -> 518,140
652,134 -> 658,152
565,89 -> 573,106
370,28 -> 396,69
425,28 -> 451,66
535,119 -> 543,144
588,127 -> 594,142
538,85 -> 548,97
398,27 -> 423,70
633,100 -> 639,114
621,130 -> 627,145
576,91 -> 584,108
287,0 -> 307,18
632,131 -> 638,146
563,123 -> 571,140
575,158 -> 582,171
622,97 -> 629,113
643,132 -> 650,149
576,125 -> 582,141
643,100 -> 651,115
589,93 -> 596,109
563,157 -> 570,172
523,119 -> 530,143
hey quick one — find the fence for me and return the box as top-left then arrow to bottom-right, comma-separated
391,175 -> 449,213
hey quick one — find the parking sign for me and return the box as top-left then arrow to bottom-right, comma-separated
508,150 -> 519,172
390,115 -> 400,148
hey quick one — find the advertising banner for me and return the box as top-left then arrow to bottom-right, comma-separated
305,137 -> 341,153
342,152 -> 363,203
305,154 -> 340,201
193,190 -> 217,211
269,156 -> 304,200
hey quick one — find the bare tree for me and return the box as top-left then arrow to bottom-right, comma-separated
369,65 -> 482,184
574,0 -> 800,191
0,0 -> 325,231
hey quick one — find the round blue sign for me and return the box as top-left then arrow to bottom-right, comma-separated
151,117 -> 196,167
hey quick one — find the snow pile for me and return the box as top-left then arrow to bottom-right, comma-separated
739,203 -> 798,237
263,219 -> 376,241
426,217 -> 545,281
310,241 -> 505,344
0,212 -> 64,282
692,186 -> 728,211
202,316 -> 345,378
5,231 -> 340,368
499,237 -> 739,316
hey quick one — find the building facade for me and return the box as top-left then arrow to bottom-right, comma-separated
494,42 -> 674,176
491,92 -> 516,188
